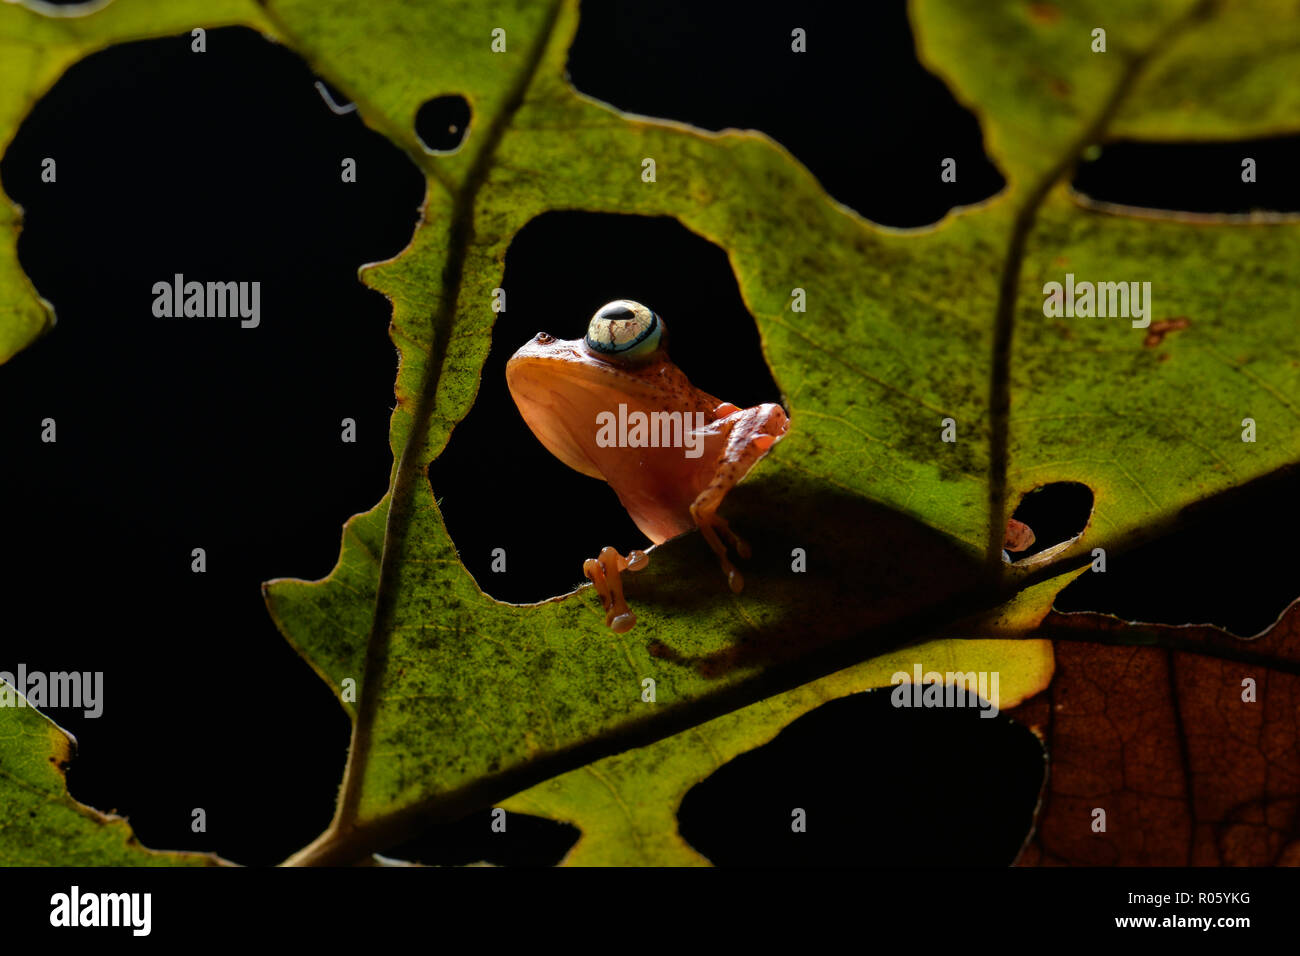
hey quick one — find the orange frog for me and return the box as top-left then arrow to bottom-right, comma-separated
506,300 -> 789,633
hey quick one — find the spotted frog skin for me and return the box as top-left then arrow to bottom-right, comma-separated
506,300 -> 788,632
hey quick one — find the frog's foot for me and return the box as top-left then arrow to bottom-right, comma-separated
583,546 -> 649,633
690,498 -> 749,593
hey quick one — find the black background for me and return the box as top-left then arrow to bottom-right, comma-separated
1,0 -> 1297,868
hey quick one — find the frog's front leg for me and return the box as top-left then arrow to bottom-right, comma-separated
583,546 -> 649,633
690,402 -> 788,593
690,483 -> 750,592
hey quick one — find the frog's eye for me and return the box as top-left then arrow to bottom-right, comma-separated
585,300 -> 664,362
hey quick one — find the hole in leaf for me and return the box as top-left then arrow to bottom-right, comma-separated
567,0 -> 1004,226
1072,135 -> 1300,214
0,25 -> 422,866
1055,466 -> 1300,637
1005,481 -> 1093,563
385,810 -> 579,867
678,690 -> 1045,866
428,211 -> 782,603
415,94 -> 471,152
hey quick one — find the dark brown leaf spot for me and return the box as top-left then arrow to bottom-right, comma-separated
1027,3 -> 1062,25
1143,316 -> 1191,348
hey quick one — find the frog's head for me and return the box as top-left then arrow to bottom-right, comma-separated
507,299 -> 670,391
506,300 -> 673,480
509,300 -> 666,366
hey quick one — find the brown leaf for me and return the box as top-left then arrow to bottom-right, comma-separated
1012,602 -> 1300,865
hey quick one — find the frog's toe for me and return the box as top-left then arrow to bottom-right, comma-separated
714,512 -> 751,561
711,545 -> 744,593
583,545 -> 648,632
691,502 -> 752,592
725,564 -> 744,593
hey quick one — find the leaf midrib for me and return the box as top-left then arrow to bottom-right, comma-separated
326,0 -> 567,836
983,0 -> 1219,578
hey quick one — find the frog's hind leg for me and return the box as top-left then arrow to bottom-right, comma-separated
583,546 -> 649,633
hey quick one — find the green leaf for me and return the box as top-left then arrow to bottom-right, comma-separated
911,0 -> 1300,189
912,0 -> 1300,563
498,561 -> 1085,866
264,0 -> 1299,864
503,635 -> 1055,865
0,682 -> 223,866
